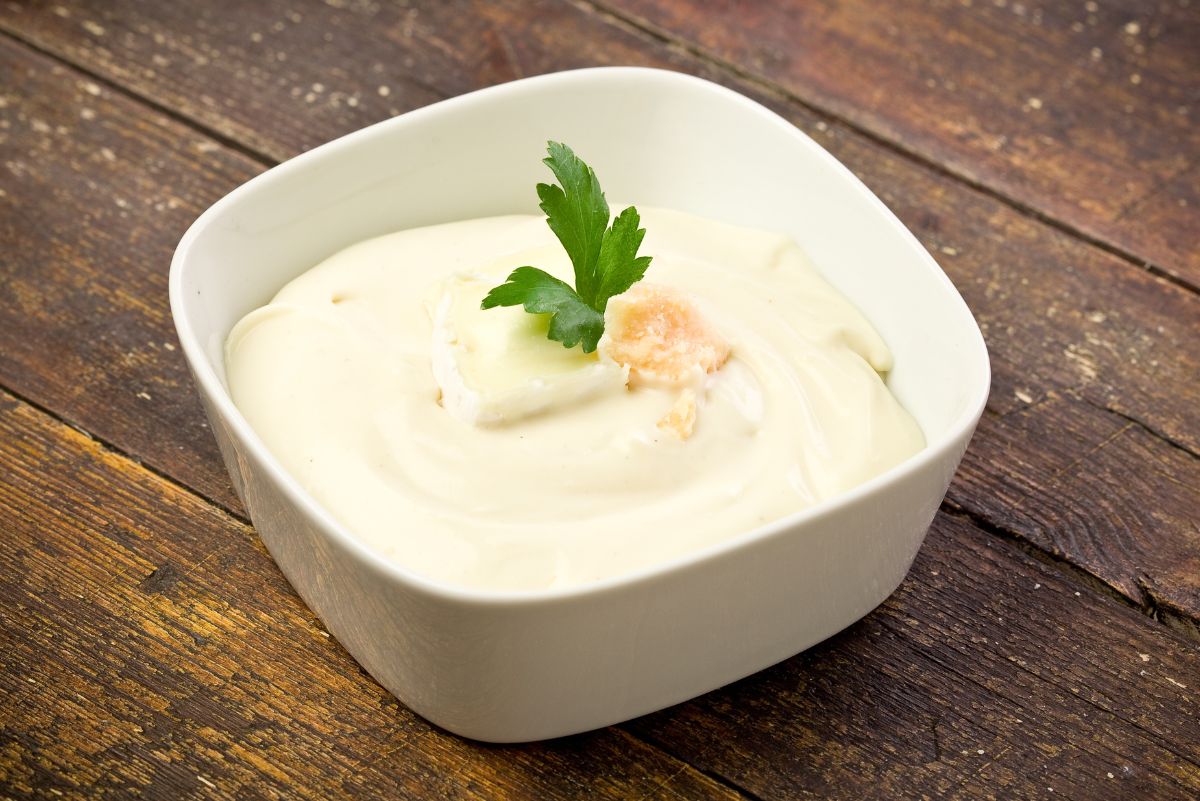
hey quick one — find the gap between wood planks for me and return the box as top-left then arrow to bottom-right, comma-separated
944,497 -> 1199,643
0,26 -> 1195,638
573,0 -> 1200,298
1076,395 -> 1200,462
625,551 -> 1200,789
0,25 -> 277,167
0,382 -> 250,528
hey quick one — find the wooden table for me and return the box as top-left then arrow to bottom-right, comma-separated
2,1 -> 1196,798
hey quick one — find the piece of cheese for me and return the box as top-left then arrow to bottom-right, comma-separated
427,274 -> 627,426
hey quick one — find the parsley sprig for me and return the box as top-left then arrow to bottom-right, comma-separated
480,142 -> 652,353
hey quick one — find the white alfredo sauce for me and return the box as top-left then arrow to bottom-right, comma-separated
225,209 -> 925,592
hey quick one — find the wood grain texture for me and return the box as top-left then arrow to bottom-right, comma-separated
1,390 -> 1196,799
0,0 -> 658,162
2,1 -> 1196,439
1,2 -> 1198,796
626,507 -> 1200,800
952,391 -> 1200,628
600,0 -> 1200,288
0,391 -> 746,801
0,36 -> 256,512
2,2 -> 1196,621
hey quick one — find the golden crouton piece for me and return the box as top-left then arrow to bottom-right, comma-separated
657,389 -> 697,440
601,284 -> 730,385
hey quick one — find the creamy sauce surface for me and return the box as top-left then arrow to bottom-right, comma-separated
226,209 -> 924,592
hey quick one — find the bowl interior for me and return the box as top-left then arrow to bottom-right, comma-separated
174,67 -> 988,461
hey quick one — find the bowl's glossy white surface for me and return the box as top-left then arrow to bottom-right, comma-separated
170,67 -> 989,742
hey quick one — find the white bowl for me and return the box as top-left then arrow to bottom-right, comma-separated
170,67 -> 989,742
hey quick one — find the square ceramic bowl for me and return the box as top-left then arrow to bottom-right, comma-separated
170,67 -> 989,742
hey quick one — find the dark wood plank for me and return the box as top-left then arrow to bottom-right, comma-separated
0,391 -> 745,801
3,11 -> 1197,621
625,509 -> 1200,800
0,35 -> 256,511
952,391 -> 1200,630
0,0 -> 560,162
2,391 -> 1196,799
599,0 -> 1200,288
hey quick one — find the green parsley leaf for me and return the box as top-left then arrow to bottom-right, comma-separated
480,141 -> 652,352
594,205 -> 652,311
536,141 -> 609,306
480,266 -> 605,352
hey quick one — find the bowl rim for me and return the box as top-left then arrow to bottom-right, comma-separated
169,65 -> 991,607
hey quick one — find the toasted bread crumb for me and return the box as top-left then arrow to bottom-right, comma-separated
657,389 -> 697,440
601,284 -> 730,385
